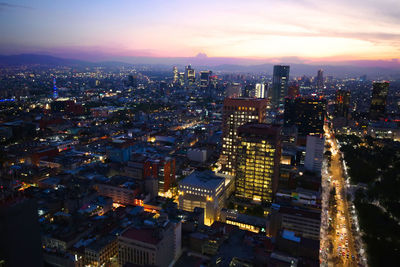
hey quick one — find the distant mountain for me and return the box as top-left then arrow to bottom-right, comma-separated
0,54 -> 399,79
0,54 -> 89,66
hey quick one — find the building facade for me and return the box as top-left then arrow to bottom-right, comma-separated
235,123 -> 282,203
284,97 -> 326,136
369,81 -> 389,120
221,98 -> 268,176
271,65 -> 290,109
334,89 -> 351,118
304,135 -> 325,175
178,171 -> 226,226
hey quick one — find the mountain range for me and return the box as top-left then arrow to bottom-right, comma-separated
1,54 -> 399,79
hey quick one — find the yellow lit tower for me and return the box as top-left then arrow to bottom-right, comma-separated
220,98 -> 268,176
235,123 -> 282,203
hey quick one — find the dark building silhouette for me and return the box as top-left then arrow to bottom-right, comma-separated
271,65 -> 290,109
200,70 -> 212,96
287,84 -> 300,99
334,89 -> 351,118
316,69 -> 324,94
0,197 -> 43,267
284,97 -> 326,136
128,75 -> 138,88
369,81 -> 389,120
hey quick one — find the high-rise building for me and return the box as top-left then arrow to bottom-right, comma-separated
369,81 -> 389,120
271,65 -> 290,109
173,66 -> 179,83
255,83 -> 266,98
52,77 -> 58,99
304,135 -> 325,175
334,89 -> 351,118
200,70 -> 212,94
221,98 -> 268,176
179,72 -> 185,86
235,123 -> 282,203
0,197 -> 44,267
284,97 -> 326,136
184,65 -> 196,86
316,69 -> 324,94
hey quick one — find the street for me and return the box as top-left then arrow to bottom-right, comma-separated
320,126 -> 366,267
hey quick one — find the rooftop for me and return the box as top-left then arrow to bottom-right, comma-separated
121,227 -> 163,245
179,170 -> 224,190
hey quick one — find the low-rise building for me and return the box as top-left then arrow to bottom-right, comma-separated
178,171 -> 226,226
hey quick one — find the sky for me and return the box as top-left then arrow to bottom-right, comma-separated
0,0 -> 399,65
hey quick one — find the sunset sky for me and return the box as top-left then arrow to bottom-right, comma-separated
1,0 -> 399,64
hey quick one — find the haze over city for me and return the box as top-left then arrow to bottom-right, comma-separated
1,0 -> 400,67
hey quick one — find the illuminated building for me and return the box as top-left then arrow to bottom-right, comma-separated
304,135 -> 325,175
53,77 -> 58,99
369,81 -> 389,120
84,235 -> 118,267
173,66 -> 179,83
221,98 -> 268,176
235,123 -> 281,203
124,154 -> 176,197
271,65 -> 290,109
179,72 -> 185,86
178,171 -> 226,226
316,69 -> 324,94
255,83 -> 266,98
95,176 -> 140,205
184,65 -> 195,85
334,89 -> 351,118
220,209 -> 267,234
284,97 -> 326,136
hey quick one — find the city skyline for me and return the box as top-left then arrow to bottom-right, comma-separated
0,0 -> 400,67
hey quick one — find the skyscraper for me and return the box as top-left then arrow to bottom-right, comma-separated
173,66 -> 179,83
369,81 -> 389,120
235,123 -> 281,203
334,89 -> 351,118
255,83 -> 266,98
316,69 -> 324,94
52,77 -> 58,99
184,65 -> 196,86
200,70 -> 212,93
284,97 -> 326,136
271,65 -> 290,109
221,98 -> 268,176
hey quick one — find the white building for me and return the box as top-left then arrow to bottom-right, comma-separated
255,83 -> 265,98
178,171 -> 225,226
304,135 -> 325,175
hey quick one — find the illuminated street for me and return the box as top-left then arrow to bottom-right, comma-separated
322,126 -> 367,267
